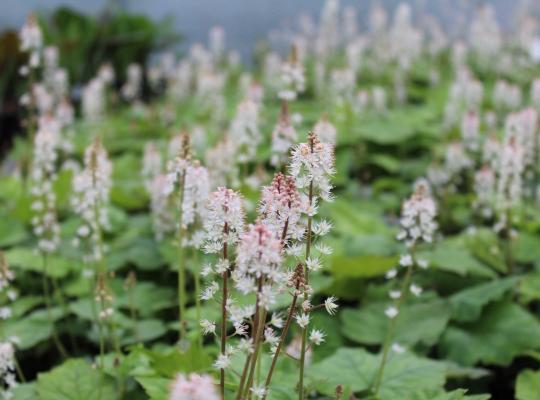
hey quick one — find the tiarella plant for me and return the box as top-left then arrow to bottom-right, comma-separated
373,179 -> 437,396
6,2 -> 540,400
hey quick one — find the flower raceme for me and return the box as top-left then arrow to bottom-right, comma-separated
30,116 -> 61,254
374,180 -> 438,396
203,187 -> 245,253
289,132 -> 336,204
397,179 -> 438,247
170,373 -> 219,400
258,173 -> 303,243
233,223 -> 285,310
71,138 -> 112,263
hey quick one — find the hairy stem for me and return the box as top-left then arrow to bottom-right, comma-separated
243,306 -> 267,399
176,171 -> 187,344
262,291 -> 299,399
220,232 -> 229,400
298,180 -> 313,400
41,254 -> 68,359
372,258 -> 415,396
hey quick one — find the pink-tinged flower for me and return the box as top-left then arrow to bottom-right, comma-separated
289,132 -> 335,203
397,179 -> 437,246
182,163 -> 210,230
461,110 -> 480,151
495,137 -> 525,231
148,175 -> 175,241
19,14 -> 42,61
474,166 -> 495,218
259,173 -> 303,242
82,78 -> 106,121
313,115 -> 337,145
270,104 -> 297,167
71,138 -> 112,262
445,142 -> 472,176
204,188 -> 245,252
169,373 -> 219,400
229,99 -> 260,163
142,142 -> 163,191
483,134 -> 501,169
278,51 -> 305,101
234,223 -> 284,308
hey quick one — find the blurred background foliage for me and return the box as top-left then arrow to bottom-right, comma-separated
0,6 -> 180,154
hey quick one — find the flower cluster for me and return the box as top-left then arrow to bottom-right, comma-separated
0,254 -> 18,399
289,132 -> 335,203
19,13 -> 42,72
203,188 -> 245,253
121,63 -> 143,102
270,104 -> 297,167
170,373 -> 219,400
233,223 -> 285,309
278,50 -> 306,101
229,99 -> 261,163
30,117 -> 61,253
397,179 -> 438,247
259,173 -> 304,242
71,138 -> 113,264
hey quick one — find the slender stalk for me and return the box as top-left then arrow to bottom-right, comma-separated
242,308 -> 268,399
240,277 -> 263,399
51,276 -> 78,353
176,171 -> 187,344
298,180 -> 313,400
262,290 -> 299,399
237,291 -> 262,400
220,227 -> 229,400
503,209 -> 515,274
372,260 -> 415,396
41,254 -> 68,359
193,250 -> 203,349
14,356 -> 26,383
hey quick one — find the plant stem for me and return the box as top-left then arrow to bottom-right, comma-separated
298,180 -> 313,400
372,259 -> 415,396
41,254 -> 68,359
262,290 -> 299,399
237,288 -> 262,400
128,285 -> 138,341
220,232 -> 229,400
236,353 -> 252,400
243,307 -> 267,399
176,170 -> 187,344
51,276 -> 78,353
193,249 -> 203,349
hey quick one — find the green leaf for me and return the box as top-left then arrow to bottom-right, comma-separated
514,233 -> 540,264
116,282 -> 175,316
11,383 -> 37,400
5,307 -> 63,350
309,348 -> 446,399
440,301 -> 540,366
135,345 -> 213,378
4,248 -> 73,278
122,319 -> 168,344
36,359 -> 116,400
419,240 -> 496,278
466,229 -> 507,273
135,376 -> 169,400
0,214 -> 28,246
515,369 -> 540,400
449,277 -> 519,322
331,254 -> 398,279
341,299 -> 450,346
519,271 -> 540,303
